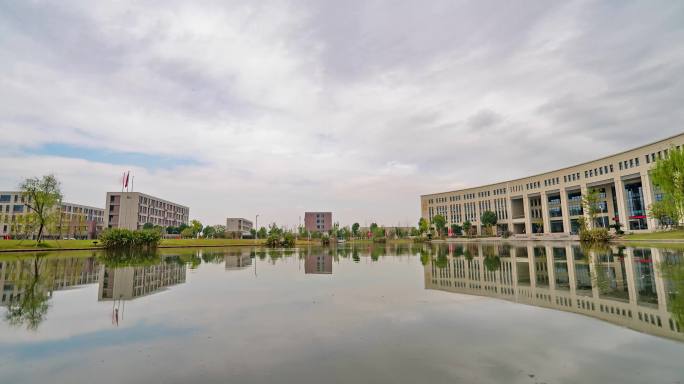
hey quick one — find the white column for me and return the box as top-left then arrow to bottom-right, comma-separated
623,248 -> 638,305
651,248 -> 668,311
546,246 -> 556,290
613,178 -> 629,229
541,193 -> 551,234
560,189 -> 571,234
523,195 -> 532,235
566,245 -> 577,295
640,171 -> 657,230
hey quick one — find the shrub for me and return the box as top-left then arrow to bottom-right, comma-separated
265,232 -> 296,248
372,237 -> 387,243
579,228 -> 611,243
99,228 -> 162,249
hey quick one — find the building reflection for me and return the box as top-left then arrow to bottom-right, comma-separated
1,255 -> 100,307
98,259 -> 186,301
424,243 -> 684,342
305,254 -> 332,274
224,251 -> 252,270
0,255 -> 101,329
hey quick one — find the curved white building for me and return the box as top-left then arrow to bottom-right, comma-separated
421,133 -> 684,235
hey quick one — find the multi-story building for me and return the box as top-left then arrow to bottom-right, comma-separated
105,192 -> 189,230
225,218 -> 253,238
0,191 -> 104,239
421,133 -> 684,235
304,212 -> 332,232
57,202 -> 105,239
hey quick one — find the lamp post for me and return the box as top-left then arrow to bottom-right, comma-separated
255,214 -> 259,244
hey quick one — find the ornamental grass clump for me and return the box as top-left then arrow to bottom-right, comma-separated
99,228 -> 162,249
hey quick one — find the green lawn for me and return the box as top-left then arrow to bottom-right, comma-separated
0,238 -> 325,252
623,230 -> 684,241
0,239 -> 101,251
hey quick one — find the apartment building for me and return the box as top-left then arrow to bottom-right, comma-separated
421,133 -> 684,235
106,192 -> 189,230
304,212 -> 332,232
225,217 -> 253,238
0,191 -> 104,239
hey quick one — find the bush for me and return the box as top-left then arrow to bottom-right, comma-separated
265,232 -> 296,248
579,228 -> 611,243
99,228 -> 162,249
372,237 -> 387,243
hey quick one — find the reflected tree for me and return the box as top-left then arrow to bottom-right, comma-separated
483,255 -> 501,272
5,256 -> 51,331
658,254 -> 684,326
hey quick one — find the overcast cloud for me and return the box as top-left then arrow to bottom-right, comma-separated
1,0 -> 683,227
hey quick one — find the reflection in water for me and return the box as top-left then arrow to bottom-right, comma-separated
1,254 -> 100,330
305,254 -> 332,274
98,259 -> 187,301
424,243 -> 684,342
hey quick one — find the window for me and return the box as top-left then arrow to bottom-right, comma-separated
0,195 -> 10,203
635,157 -> 640,166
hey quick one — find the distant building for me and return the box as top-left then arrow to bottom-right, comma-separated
304,212 -> 332,232
0,191 -> 104,239
304,254 -> 332,274
105,192 -> 189,230
58,202 -> 106,239
225,217 -> 253,238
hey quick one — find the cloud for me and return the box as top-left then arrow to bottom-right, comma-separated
1,1 -> 683,226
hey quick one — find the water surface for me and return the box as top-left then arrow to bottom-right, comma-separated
1,243 -> 683,383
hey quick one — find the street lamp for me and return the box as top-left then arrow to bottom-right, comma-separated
255,214 -> 259,244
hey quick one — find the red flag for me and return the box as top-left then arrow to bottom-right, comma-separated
125,171 -> 130,188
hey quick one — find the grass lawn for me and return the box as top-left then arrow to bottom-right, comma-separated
0,238 -> 324,252
622,230 -> 684,241
0,239 -> 101,251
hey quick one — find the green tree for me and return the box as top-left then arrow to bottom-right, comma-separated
650,147 -> 684,227
142,222 -> 155,230
352,222 -> 360,237
203,226 -> 216,238
418,217 -> 429,234
650,196 -> 680,228
582,189 -> 602,229
431,215 -> 446,237
257,227 -> 268,239
181,227 -> 195,238
450,224 -> 462,236
370,223 -> 378,232
462,221 -> 472,237
19,174 -> 63,244
190,220 -> 203,237
480,210 -> 498,236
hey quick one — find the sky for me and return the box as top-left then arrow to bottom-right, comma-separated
1,0 -> 683,228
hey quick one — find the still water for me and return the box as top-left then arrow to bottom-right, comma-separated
0,242 -> 683,384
